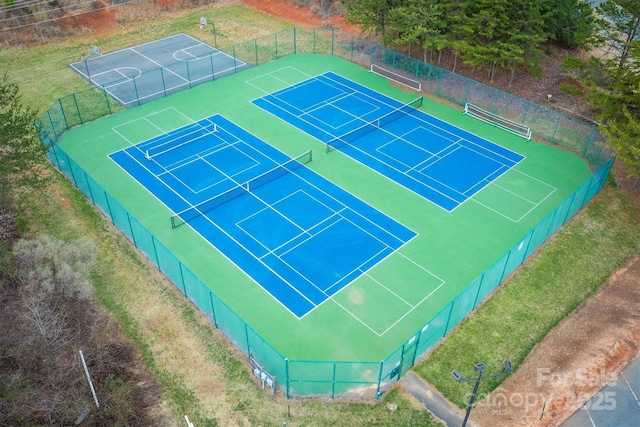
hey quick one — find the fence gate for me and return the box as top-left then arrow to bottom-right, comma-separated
398,334 -> 419,378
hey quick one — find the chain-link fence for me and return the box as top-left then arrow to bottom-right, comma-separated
37,27 -> 615,398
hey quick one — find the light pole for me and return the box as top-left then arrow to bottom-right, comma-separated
451,360 -> 513,427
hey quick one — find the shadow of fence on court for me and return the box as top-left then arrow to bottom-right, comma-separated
37,27 -> 615,399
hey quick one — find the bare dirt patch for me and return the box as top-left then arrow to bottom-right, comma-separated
470,256 -> 640,427
58,0 -> 117,33
243,0 -> 359,34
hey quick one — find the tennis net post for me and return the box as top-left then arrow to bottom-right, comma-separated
326,96 -> 423,153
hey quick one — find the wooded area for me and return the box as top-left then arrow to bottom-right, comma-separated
341,0 -> 639,175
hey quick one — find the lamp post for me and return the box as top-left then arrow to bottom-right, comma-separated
451,360 -> 513,427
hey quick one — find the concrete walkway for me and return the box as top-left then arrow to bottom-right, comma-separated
400,355 -> 640,427
400,371 -> 468,427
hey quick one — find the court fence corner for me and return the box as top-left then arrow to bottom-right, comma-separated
36,26 -> 616,399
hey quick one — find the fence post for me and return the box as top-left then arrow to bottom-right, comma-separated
209,291 -> 218,328
251,39 -> 257,66
443,301 -> 454,335
102,87 -> 112,115
370,43 -> 375,67
160,68 -> 167,97
150,236 -> 160,271
209,51 -> 216,81
551,111 -> 562,143
275,32 -> 278,59
46,110 -> 59,142
67,156 -> 79,187
127,215 -> 138,247
376,360 -> 384,398
410,329 -> 422,368
285,358 -> 290,398
72,93 -> 83,125
178,262 -> 188,297
331,28 -> 335,55
583,125 -> 596,159
104,192 -> 115,225
293,27 -> 297,54
463,77 -> 471,106
186,61 -> 192,88
350,36 -> 354,62
244,324 -> 251,356
133,77 -> 141,106
331,363 -> 336,398
58,98 -> 69,131
83,171 -> 95,204
522,100 -> 531,124
232,46 -> 238,72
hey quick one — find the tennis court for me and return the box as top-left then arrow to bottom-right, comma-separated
70,34 -> 249,107
253,72 -> 526,212
109,113 -> 416,317
52,50 -> 596,393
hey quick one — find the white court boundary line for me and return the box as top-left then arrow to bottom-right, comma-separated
76,34 -> 248,107
470,169 -> 558,223
111,112 -> 418,319
245,66 -> 313,94
256,72 -> 527,213
330,252 -> 446,336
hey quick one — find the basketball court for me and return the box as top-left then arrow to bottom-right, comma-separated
70,34 -> 249,107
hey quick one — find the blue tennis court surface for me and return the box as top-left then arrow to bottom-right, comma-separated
109,114 -> 416,317
253,72 -> 525,211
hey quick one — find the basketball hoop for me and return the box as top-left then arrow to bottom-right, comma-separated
199,16 -> 207,30
84,45 -> 102,83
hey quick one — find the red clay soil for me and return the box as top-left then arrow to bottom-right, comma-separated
469,256 -> 640,427
243,0 -> 359,34
58,0 -> 116,32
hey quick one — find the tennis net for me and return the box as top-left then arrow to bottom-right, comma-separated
370,64 -> 422,91
325,96 -> 423,153
170,150 -> 313,228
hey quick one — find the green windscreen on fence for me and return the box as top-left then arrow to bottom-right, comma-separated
38,27 -> 615,398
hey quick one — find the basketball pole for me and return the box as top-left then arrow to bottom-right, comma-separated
84,45 -> 101,84
199,17 -> 217,47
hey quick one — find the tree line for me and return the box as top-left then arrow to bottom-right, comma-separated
0,74 -> 166,424
341,0 -> 596,84
341,0 -> 640,175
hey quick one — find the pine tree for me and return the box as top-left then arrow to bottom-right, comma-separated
0,74 -> 45,192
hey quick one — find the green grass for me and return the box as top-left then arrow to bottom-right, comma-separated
5,4 -> 442,425
414,183 -> 640,407
0,4 -> 295,112
5,1 -> 639,424
24,167 -> 443,426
